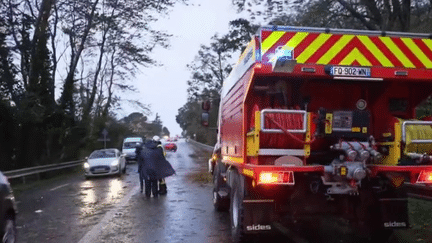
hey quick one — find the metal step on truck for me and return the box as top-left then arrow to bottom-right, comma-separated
204,25 -> 432,242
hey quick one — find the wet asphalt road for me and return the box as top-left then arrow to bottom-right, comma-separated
15,139 -> 236,243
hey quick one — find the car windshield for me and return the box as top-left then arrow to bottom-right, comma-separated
89,150 -> 116,159
123,142 -> 141,149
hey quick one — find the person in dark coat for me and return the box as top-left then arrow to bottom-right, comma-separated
135,143 -> 145,193
136,137 -> 175,197
153,136 -> 168,195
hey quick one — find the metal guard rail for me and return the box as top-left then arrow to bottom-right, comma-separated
188,139 -> 214,151
3,159 -> 85,179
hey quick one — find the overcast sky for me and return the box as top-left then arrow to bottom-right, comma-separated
116,0 -> 241,136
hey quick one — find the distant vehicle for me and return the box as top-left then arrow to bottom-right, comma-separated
122,137 -> 143,163
84,148 -> 126,178
164,142 -> 177,152
0,171 -> 17,242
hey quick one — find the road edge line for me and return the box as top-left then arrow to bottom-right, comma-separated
49,183 -> 70,191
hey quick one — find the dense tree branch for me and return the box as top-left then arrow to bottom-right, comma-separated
336,0 -> 378,30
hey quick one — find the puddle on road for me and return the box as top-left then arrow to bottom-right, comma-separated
107,179 -> 123,199
76,178 -> 130,220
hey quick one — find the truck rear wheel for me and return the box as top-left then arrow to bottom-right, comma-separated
213,162 -> 229,211
230,170 -> 248,243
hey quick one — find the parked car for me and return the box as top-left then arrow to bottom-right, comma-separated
164,142 -> 177,152
122,137 -> 143,163
0,171 -> 17,242
84,149 -> 126,178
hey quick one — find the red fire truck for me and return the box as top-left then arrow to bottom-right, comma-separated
206,26 -> 432,242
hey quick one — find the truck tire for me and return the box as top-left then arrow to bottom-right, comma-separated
230,170 -> 248,243
213,162 -> 229,212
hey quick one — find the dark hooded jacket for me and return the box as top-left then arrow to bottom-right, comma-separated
136,140 -> 175,180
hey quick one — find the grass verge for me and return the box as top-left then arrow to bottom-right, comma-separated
391,198 -> 432,242
188,171 -> 212,184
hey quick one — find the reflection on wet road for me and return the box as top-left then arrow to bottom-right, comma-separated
87,140 -> 233,243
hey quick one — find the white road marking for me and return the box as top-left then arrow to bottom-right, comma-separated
49,183 -> 70,191
77,184 -> 139,243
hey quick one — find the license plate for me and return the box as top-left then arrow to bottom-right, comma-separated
95,168 -> 107,172
330,66 -> 371,77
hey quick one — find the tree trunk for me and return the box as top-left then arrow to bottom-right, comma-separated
50,3 -> 59,103
400,0 -> 411,31
60,0 -> 99,115
103,50 -> 116,117
28,0 -> 55,89
81,35 -> 106,121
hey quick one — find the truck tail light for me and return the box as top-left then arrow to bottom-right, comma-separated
258,171 -> 294,185
416,171 -> 432,184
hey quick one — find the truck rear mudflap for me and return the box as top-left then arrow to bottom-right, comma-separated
380,198 -> 409,229
242,199 -> 276,233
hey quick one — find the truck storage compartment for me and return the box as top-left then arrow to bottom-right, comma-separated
260,109 -> 306,149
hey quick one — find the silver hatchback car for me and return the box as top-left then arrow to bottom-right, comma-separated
84,148 -> 126,178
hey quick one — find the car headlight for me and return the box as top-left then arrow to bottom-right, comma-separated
84,162 -> 90,169
111,160 -> 119,166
